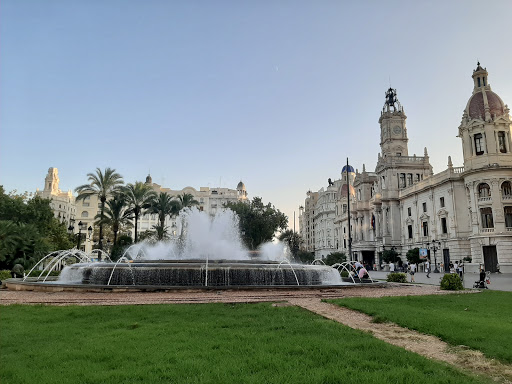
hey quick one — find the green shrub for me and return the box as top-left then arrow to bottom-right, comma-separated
340,270 -> 349,278
324,252 -> 347,266
0,270 -> 11,280
386,272 -> 407,283
440,273 -> 463,290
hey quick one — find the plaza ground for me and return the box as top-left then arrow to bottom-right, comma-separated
368,270 -> 512,291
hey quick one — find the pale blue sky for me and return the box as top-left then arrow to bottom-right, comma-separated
1,0 -> 511,229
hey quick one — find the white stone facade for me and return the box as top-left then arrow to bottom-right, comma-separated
300,64 -> 512,272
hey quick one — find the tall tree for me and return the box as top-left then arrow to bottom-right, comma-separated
123,182 -> 156,243
95,194 -> 132,246
146,192 -> 181,240
75,168 -> 124,250
278,230 -> 302,259
225,197 -> 288,250
176,193 -> 199,210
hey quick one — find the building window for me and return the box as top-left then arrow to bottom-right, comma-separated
399,174 -> 406,188
478,183 -> 491,198
477,77 -> 481,87
440,197 -> 445,207
505,207 -> 512,228
498,132 -> 507,153
408,207 -> 411,216
502,181 -> 512,197
81,211 -> 88,218
408,225 -> 413,239
441,217 -> 447,234
480,207 -> 494,228
422,202 -> 427,212
422,221 -> 428,236
415,174 -> 420,183
407,174 -> 413,186
474,133 -> 484,155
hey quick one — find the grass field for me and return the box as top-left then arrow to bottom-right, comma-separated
0,302 -> 487,384
328,291 -> 512,364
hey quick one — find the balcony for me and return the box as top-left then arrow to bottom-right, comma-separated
502,194 -> 512,201
481,228 -> 495,233
478,196 -> 492,203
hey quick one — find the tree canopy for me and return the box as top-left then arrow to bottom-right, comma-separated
0,186 -> 73,270
225,197 -> 287,250
406,248 -> 421,264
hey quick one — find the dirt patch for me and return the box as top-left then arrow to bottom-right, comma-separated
0,283 -> 445,306
290,298 -> 512,384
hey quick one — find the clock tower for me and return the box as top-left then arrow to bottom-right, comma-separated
379,88 -> 409,158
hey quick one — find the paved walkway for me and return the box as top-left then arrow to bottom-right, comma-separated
369,271 -> 512,291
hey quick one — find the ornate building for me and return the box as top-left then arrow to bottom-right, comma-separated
300,63 -> 512,273
36,168 -> 76,226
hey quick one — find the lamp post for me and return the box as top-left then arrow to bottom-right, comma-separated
67,221 -> 93,250
427,240 -> 441,273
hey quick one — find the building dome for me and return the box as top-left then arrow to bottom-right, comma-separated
237,181 -> 246,191
340,184 -> 355,197
145,174 -> 153,184
467,90 -> 505,120
341,165 -> 355,173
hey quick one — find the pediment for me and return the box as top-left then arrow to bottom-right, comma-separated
405,217 -> 414,225
419,213 -> 429,221
437,208 -> 449,217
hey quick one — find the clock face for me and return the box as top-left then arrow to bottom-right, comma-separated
393,126 -> 402,135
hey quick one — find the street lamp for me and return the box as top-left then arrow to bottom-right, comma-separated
67,221 -> 92,250
427,240 -> 441,273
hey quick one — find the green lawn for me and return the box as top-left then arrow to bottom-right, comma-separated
1,303 -> 486,384
328,291 -> 512,364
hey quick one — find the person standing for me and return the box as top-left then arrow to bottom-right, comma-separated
425,259 -> 430,278
454,261 -> 459,276
389,262 -> 395,272
409,263 -> 416,283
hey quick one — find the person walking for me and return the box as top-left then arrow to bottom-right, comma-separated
425,259 -> 430,278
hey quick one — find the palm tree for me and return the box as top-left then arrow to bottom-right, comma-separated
176,193 -> 199,210
95,194 -> 132,246
75,168 -> 124,250
151,223 -> 170,241
123,182 -> 156,243
146,192 -> 181,239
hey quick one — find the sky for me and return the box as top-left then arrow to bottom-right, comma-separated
1,0 -> 511,229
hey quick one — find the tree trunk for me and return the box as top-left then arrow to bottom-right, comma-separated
99,196 -> 106,250
134,212 -> 139,243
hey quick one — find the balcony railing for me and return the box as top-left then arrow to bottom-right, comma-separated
502,194 -> 512,201
482,228 -> 495,233
507,227 -> 512,232
478,197 -> 492,203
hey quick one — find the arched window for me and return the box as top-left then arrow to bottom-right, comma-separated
502,181 -> 512,197
480,207 -> 494,228
81,211 -> 89,218
478,183 -> 491,198
504,207 -> 512,228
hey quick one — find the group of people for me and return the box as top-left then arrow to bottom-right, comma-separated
351,261 -> 370,280
387,258 -> 467,283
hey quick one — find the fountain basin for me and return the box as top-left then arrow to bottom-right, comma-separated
64,259 -> 342,287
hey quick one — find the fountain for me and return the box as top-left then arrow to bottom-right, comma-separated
6,208 -> 379,291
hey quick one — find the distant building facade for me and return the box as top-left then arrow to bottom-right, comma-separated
36,168 -> 76,227
38,170 -> 248,253
300,64 -> 512,273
